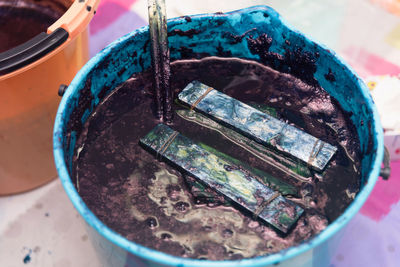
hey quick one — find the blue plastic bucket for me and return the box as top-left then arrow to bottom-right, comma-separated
53,6 -> 384,267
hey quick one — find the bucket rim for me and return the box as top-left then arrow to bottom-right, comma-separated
0,0 -> 100,80
53,5 -> 384,267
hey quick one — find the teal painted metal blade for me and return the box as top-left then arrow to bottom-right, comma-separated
178,81 -> 337,171
140,124 -> 304,233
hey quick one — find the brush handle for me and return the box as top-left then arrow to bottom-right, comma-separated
148,0 -> 172,121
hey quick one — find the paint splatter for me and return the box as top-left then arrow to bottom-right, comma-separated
23,254 -> 31,264
336,254 -> 344,261
81,234 -> 88,241
388,245 -> 395,252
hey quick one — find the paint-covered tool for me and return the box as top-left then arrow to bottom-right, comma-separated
148,0 -> 172,121
183,141 -> 299,206
178,81 -> 337,171
176,109 -> 312,181
140,124 -> 304,233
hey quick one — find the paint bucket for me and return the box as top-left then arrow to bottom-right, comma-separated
53,6 -> 385,267
0,0 -> 100,194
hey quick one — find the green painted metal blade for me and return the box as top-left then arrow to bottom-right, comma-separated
140,124 -> 304,233
178,81 -> 337,171
176,109 -> 312,181
184,141 -> 299,207
198,143 -> 299,197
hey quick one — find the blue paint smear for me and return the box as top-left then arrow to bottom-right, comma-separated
23,254 -> 31,264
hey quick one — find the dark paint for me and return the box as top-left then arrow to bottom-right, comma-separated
73,57 -> 360,259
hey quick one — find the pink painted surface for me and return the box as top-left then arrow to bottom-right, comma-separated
360,161 -> 400,221
88,0 -> 146,56
342,47 -> 400,78
90,0 -> 138,35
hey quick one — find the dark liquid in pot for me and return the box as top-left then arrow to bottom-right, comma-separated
0,0 -> 70,53
74,57 -> 361,260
